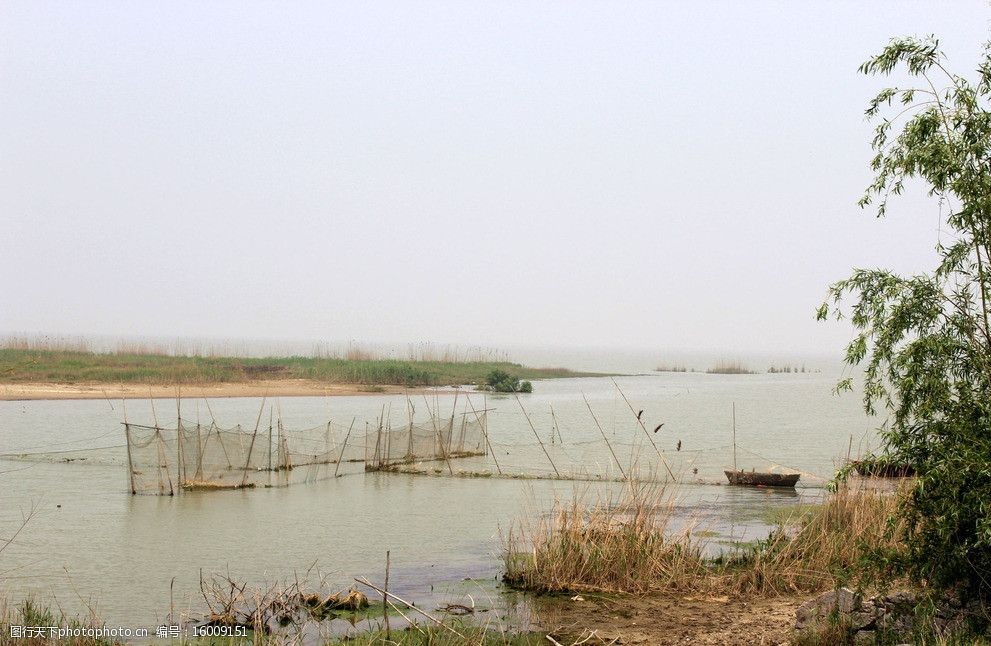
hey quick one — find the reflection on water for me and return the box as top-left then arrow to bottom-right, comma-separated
0,373 -> 874,627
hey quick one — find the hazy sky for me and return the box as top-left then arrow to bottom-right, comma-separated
3,1 -> 990,356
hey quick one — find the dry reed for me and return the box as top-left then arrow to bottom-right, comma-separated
504,480 -> 903,597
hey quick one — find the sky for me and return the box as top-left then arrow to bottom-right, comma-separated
2,1 -> 991,359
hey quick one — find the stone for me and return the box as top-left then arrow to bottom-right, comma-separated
795,587 -> 861,630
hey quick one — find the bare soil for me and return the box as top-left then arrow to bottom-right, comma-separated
531,592 -> 801,645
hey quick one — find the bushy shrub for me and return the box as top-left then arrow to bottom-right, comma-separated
484,369 -> 532,393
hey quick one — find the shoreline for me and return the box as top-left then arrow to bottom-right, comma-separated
0,380 -> 453,401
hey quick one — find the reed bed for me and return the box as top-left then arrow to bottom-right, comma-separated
504,481 -> 708,594
1,335 -> 514,363
717,485 -> 903,595
504,481 -> 903,597
0,348 -> 586,387
705,361 -> 757,375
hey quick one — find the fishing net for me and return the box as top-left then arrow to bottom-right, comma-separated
0,395 -> 828,493
361,413 -> 487,470
115,410 -> 491,494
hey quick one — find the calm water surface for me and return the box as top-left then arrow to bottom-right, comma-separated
0,372 -> 877,629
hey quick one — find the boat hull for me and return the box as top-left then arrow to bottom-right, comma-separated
724,470 -> 800,488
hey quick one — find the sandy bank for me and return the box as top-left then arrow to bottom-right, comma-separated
0,380 -> 450,401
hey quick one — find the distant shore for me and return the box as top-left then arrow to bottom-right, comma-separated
0,348 -> 599,401
0,380 -> 447,401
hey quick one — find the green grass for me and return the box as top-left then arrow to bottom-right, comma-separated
0,598 -> 121,645
0,349 -> 597,387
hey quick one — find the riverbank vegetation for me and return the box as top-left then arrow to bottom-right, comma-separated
502,481 -> 901,598
0,347 -> 589,388
818,36 -> 991,608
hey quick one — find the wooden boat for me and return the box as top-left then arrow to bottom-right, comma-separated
724,469 -> 800,487
724,403 -> 800,488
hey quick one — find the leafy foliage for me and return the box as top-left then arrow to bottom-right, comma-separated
819,36 -> 991,598
484,369 -> 533,393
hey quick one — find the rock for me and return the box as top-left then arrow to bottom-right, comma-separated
795,587 -> 862,630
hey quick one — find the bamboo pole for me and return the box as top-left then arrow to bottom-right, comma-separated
465,396 -> 500,474
732,402 -> 737,473
383,551 -> 391,640
611,379 -> 675,480
123,423 -> 136,494
405,393 -> 414,460
446,388 -> 460,458
550,405 -> 561,444
334,417 -> 356,477
582,393 -> 626,480
240,395 -> 267,487
515,394 -> 559,478
174,385 -> 184,487
326,421 -> 332,460
423,395 -> 454,474
353,578 -> 465,639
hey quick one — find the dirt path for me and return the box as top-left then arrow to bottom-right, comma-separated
0,380 -> 447,401
530,592 -> 801,645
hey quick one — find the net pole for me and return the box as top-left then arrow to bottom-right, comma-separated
612,379 -> 676,481
515,394 -> 560,478
268,407 -> 273,471
446,388 -> 460,459
334,417 -> 356,477
582,392 -> 627,480
175,388 -> 184,488
123,423 -> 136,495
423,395 -> 454,474
732,402 -> 737,473
406,393 -> 414,460
240,395 -> 267,487
466,396 -> 501,475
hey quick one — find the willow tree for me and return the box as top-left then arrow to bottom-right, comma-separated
819,36 -> 991,597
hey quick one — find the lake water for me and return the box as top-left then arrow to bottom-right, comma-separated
0,371 -> 877,632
